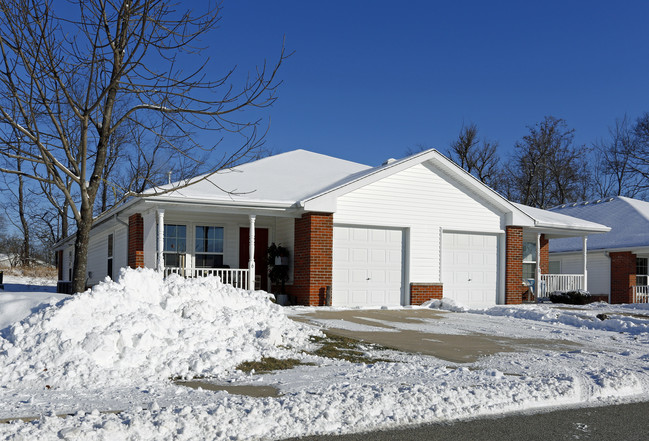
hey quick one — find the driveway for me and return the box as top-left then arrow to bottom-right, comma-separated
291,308 -> 579,363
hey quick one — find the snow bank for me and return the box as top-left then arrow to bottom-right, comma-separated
0,268 -> 316,389
423,297 -> 649,335
421,298 -> 468,312
0,292 -> 68,330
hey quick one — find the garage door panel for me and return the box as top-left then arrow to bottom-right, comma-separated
443,232 -> 498,308
352,248 -> 368,262
371,249 -> 386,263
333,226 -> 404,307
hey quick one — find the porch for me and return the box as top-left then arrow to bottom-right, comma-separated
164,267 -> 250,289
152,208 -> 294,293
536,274 -> 585,297
633,285 -> 649,303
522,228 -> 589,301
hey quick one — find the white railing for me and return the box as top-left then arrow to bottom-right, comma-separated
164,267 -> 249,289
539,274 -> 584,297
633,285 -> 649,303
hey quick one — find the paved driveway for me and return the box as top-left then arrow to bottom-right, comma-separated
291,309 -> 578,363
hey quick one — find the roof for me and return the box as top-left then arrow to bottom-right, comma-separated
513,203 -> 610,234
549,196 -> 649,252
144,149 -> 371,207
145,149 -> 611,234
53,149 -> 610,251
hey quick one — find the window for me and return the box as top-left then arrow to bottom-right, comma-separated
637,257 -> 648,286
164,225 -> 187,267
522,242 -> 537,280
195,226 -> 224,268
107,234 -> 114,279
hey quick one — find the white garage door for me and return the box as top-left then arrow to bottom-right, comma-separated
333,226 -> 404,307
442,232 -> 498,308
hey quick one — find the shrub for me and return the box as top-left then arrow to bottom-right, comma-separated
549,289 -> 592,305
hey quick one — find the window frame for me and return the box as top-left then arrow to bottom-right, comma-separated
522,241 -> 537,281
163,224 -> 187,268
194,225 -> 225,268
637,257 -> 648,286
107,233 -> 114,279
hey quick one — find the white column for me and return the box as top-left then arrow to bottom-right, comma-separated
582,235 -> 588,291
248,215 -> 256,290
156,209 -> 165,272
536,233 -> 541,297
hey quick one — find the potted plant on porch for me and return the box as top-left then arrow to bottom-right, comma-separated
267,243 -> 290,305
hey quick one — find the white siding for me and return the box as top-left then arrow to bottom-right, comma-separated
85,222 -> 127,286
335,162 -> 504,283
114,225 -> 128,273
550,252 -> 610,296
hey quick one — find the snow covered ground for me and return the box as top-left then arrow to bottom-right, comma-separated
1,271 -> 649,440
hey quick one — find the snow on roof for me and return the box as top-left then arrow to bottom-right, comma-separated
146,149 -> 371,206
512,202 -> 611,233
549,196 -> 649,252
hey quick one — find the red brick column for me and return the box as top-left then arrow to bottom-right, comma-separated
539,234 -> 549,275
128,213 -> 144,269
505,226 -> 523,304
410,283 -> 443,305
288,212 -> 333,305
610,251 -> 636,304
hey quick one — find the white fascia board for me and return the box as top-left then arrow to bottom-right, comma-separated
142,198 -> 304,218
551,246 -> 649,256
530,223 -> 611,235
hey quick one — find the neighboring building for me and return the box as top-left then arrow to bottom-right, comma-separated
550,196 -> 649,303
55,149 -> 608,307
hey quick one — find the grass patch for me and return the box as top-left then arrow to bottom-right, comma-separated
237,357 -> 308,374
234,334 -> 394,375
309,333 -> 392,364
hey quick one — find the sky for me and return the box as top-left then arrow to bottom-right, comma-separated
205,0 -> 649,166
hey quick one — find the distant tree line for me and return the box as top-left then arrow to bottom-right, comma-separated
428,114 -> 649,209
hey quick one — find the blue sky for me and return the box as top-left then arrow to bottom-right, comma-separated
207,1 -> 649,166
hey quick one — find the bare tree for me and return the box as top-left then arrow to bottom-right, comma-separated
629,113 -> 649,196
504,116 -> 592,208
592,116 -> 644,199
446,123 -> 501,188
0,0 -> 286,292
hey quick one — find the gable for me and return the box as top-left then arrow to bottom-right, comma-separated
334,162 -> 504,231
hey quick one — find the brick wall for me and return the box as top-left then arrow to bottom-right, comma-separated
505,226 -> 523,304
539,234 -> 549,275
610,251 -> 636,304
286,212 -> 333,305
410,283 -> 443,305
128,213 -> 144,269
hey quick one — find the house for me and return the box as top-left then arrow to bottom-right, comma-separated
549,196 -> 649,303
54,149 -> 609,307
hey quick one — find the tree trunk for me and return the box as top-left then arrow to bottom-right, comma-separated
17,161 -> 30,266
71,202 -> 94,293
61,203 -> 69,239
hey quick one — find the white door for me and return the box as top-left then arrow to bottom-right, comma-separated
442,232 -> 498,307
333,226 -> 404,307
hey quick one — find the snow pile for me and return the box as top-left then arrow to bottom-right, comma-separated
423,298 -> 649,335
0,292 -> 67,329
0,268 -> 316,389
421,297 -> 468,312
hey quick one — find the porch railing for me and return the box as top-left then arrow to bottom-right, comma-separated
163,267 -> 249,290
633,285 -> 649,303
539,274 -> 584,297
